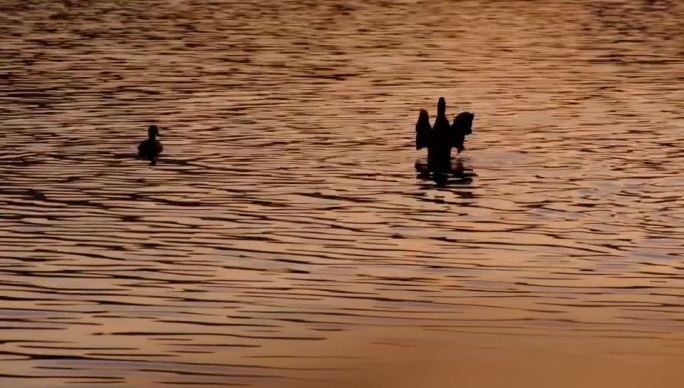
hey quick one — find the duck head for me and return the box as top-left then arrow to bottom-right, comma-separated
148,125 -> 160,139
437,97 -> 446,117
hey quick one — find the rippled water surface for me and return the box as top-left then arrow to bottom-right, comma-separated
1,0 -> 683,386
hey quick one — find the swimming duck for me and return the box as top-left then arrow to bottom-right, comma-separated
415,98 -> 476,171
137,125 -> 163,165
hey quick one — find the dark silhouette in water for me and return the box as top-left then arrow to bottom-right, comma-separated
429,97 -> 453,171
415,158 -> 476,187
413,98 -> 476,185
137,125 -> 163,166
415,109 -> 431,150
414,97 -> 475,172
451,111 -> 475,154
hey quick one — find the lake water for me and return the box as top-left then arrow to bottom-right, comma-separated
0,0 -> 682,387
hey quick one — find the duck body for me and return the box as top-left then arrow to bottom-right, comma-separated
426,98 -> 453,171
138,139 -> 163,163
428,113 -> 452,171
137,125 -> 163,165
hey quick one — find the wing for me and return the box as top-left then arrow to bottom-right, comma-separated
154,141 -> 163,154
137,140 -> 146,158
449,127 -> 465,151
450,112 -> 475,152
416,123 -> 431,150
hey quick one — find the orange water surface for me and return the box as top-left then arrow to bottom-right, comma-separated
0,0 -> 682,386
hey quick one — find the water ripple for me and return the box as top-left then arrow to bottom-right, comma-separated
1,0 -> 683,386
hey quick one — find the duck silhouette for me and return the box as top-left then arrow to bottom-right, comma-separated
414,98 -> 475,171
137,125 -> 163,165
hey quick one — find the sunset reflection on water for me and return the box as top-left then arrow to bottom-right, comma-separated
0,0 -> 682,386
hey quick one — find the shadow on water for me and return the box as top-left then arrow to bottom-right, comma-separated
415,158 -> 476,188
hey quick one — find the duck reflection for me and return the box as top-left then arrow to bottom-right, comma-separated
415,158 -> 476,187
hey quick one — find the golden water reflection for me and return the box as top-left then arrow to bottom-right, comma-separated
0,0 -> 682,386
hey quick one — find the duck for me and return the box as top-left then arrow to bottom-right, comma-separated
428,97 -> 453,171
414,98 -> 476,172
137,125 -> 163,165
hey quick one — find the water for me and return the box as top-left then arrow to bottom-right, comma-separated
1,0 -> 683,386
